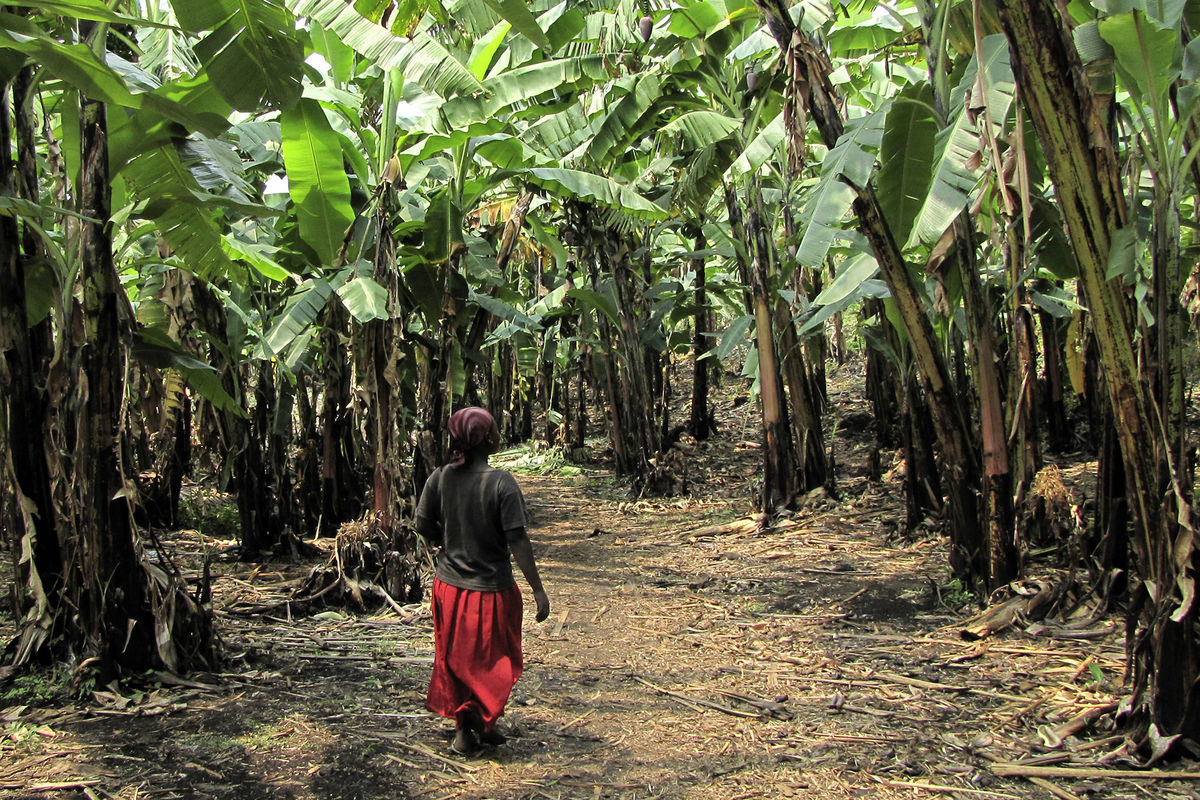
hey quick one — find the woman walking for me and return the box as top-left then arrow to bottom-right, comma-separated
415,407 -> 550,755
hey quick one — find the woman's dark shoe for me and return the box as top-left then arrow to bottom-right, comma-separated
462,709 -> 506,747
450,726 -> 478,756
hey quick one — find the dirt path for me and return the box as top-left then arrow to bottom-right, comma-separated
0,463 -> 1167,800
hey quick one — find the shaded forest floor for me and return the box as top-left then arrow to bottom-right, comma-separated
4,362 -> 1200,799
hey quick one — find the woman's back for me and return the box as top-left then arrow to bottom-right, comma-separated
416,461 -> 529,591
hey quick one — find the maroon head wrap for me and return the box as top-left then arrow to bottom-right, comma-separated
447,407 -> 500,467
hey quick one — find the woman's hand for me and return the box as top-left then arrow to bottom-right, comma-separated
534,589 -> 550,622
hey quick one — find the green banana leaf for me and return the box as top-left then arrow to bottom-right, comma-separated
473,134 -> 537,170
1099,10 -> 1181,107
0,13 -> 137,106
338,274 -> 390,322
288,0 -> 484,97
470,289 -> 541,332
667,0 -> 722,38
710,314 -> 755,363
468,21 -> 510,81
171,0 -> 304,111
565,287 -> 619,326
441,54 -> 609,128
903,104 -> 981,250
1095,0 -> 1188,29
798,252 -> 883,337
586,72 -> 664,164
523,104 -> 596,160
526,211 -> 570,270
729,110 -> 784,177
280,98 -> 355,266
120,146 -> 237,281
1030,283 -> 1085,319
952,34 -> 1015,140
223,235 -> 295,283
484,0 -> 551,51
878,83 -> 936,248
518,167 -> 670,220
658,110 -> 741,150
309,20 -> 357,86
2,0 -> 164,25
261,277 -> 333,358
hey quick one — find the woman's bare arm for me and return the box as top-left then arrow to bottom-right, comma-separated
508,528 -> 550,621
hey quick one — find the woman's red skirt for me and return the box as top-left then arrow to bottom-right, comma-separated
426,577 -> 523,730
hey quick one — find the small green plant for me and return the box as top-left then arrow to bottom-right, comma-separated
74,674 -> 97,701
179,489 -> 240,539
934,577 -> 974,609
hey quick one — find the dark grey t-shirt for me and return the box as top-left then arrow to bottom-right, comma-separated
415,462 -> 529,591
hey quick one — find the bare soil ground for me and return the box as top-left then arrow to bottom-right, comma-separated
3,362 -> 1199,800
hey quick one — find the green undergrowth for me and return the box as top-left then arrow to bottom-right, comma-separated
2,668 -> 68,707
178,488 -> 240,540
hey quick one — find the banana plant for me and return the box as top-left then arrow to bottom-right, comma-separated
994,0 -> 1199,749
0,1 -> 269,676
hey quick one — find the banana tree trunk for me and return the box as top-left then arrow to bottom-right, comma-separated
1093,413 -> 1130,577
540,329 -> 559,445
915,0 -> 1018,587
799,264 -> 827,410
1152,187 -> 1188,492
557,270 -> 583,450
606,225 -> 665,493
493,346 -> 513,442
14,66 -> 50,385
688,228 -> 714,441
144,270 -> 196,528
904,372 -> 944,529
996,0 -> 1200,743
1037,303 -> 1072,452
359,216 -> 421,602
187,278 -> 273,554
867,301 -> 944,527
957,219 -> 1017,588
1,78 -> 62,662
829,261 -> 847,365
775,299 -> 829,493
864,305 -> 901,453
779,200 -> 829,492
320,296 -> 363,533
730,181 -> 796,511
1006,231 -> 1042,511
295,375 -> 321,538
237,365 -> 275,554
70,64 -> 155,673
573,349 -> 589,451
576,206 -> 630,474
363,218 -> 411,533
